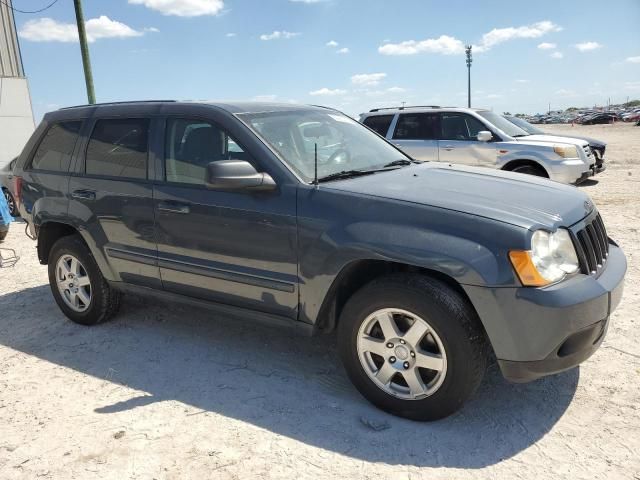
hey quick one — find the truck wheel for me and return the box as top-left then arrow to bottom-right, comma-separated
3,189 -> 17,217
48,235 -> 121,326
510,164 -> 547,177
338,274 -> 487,421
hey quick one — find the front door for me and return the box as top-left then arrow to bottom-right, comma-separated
153,117 -> 298,318
437,113 -> 496,167
390,112 -> 439,162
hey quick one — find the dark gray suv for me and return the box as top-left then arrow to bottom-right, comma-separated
12,101 -> 626,420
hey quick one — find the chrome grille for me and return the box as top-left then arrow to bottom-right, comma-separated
574,213 -> 609,275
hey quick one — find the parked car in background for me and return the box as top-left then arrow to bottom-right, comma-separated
11,101 -> 627,420
622,109 -> 640,122
504,115 -> 606,173
580,113 -> 618,125
360,106 -> 597,184
0,158 -> 18,217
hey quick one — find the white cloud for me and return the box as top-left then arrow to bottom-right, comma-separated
225,32 -> 236,37
575,41 -> 602,52
337,47 -> 349,54
19,16 -> 149,43
624,81 -> 640,91
350,73 -> 387,86
290,0 -> 326,3
477,21 -> 561,51
537,42 -> 556,50
128,0 -> 224,17
626,56 -> 640,63
260,30 -> 300,41
379,21 -> 561,56
326,40 -> 338,47
516,79 -> 529,83
386,86 -> 406,93
309,88 -> 347,96
550,51 -> 563,59
379,35 -> 464,55
486,93 -> 502,99
555,88 -> 578,97
253,94 -> 278,101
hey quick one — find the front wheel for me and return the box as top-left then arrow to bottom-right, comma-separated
338,274 -> 487,421
510,164 -> 547,177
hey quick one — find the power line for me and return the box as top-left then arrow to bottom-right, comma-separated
0,0 -> 60,14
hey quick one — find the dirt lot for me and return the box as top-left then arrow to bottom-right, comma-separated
0,123 -> 638,479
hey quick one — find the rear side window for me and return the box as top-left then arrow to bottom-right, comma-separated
86,119 -> 149,179
362,115 -> 394,137
393,113 -> 438,140
30,121 -> 82,172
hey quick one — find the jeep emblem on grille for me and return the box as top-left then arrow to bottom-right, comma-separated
584,200 -> 593,213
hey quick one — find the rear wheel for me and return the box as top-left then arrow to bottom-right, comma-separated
3,189 -> 17,217
48,235 -> 121,325
338,274 -> 487,421
510,163 -> 547,178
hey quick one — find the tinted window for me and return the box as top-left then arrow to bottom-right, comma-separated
363,115 -> 394,137
86,119 -> 149,179
31,121 -> 82,172
440,113 -> 487,141
165,118 -> 248,185
393,113 -> 438,140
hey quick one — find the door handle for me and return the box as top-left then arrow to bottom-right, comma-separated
158,201 -> 190,214
442,145 -> 455,151
71,189 -> 96,200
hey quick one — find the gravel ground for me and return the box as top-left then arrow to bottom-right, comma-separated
0,123 -> 638,479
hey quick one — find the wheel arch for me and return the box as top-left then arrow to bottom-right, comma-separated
36,221 -> 80,265
502,159 -> 549,177
315,259 -> 485,338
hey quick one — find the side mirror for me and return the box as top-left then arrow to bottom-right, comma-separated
477,131 -> 493,142
206,160 -> 276,191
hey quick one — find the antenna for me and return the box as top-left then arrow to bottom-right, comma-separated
313,143 -> 318,186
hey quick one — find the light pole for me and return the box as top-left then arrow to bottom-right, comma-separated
73,0 -> 95,104
465,45 -> 472,108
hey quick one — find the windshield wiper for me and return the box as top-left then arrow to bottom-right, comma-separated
382,159 -> 416,167
316,170 -> 377,183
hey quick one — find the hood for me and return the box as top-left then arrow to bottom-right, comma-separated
542,133 -> 606,148
323,163 -> 593,230
520,134 -> 589,147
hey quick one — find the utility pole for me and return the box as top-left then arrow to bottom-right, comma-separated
465,45 -> 472,108
73,0 -> 95,104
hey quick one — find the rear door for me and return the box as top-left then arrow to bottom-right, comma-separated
68,116 -> 160,289
438,112 -> 496,167
390,112 -> 439,161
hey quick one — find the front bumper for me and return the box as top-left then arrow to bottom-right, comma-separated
464,243 -> 626,383
547,158 -> 591,184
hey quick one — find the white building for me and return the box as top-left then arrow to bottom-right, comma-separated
0,0 -> 35,166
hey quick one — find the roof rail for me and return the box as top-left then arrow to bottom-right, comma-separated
369,105 -> 441,113
60,100 -> 176,110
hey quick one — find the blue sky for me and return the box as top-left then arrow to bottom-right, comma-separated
12,0 -> 640,120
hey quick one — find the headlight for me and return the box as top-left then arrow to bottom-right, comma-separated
553,144 -> 579,158
509,229 -> 579,286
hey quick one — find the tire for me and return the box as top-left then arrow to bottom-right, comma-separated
510,164 -> 547,177
338,274 -> 487,421
3,189 -> 17,217
48,234 -> 121,326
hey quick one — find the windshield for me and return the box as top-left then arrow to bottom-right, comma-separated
477,111 -> 530,137
504,116 -> 544,135
239,109 -> 410,182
